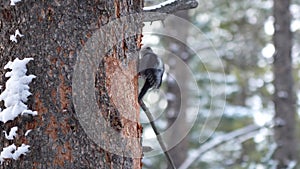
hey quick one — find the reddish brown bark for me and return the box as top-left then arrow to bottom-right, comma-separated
0,0 -> 143,168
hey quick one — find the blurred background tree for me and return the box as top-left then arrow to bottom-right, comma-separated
141,0 -> 300,168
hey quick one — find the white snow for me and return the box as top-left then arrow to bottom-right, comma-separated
13,144 -> 30,160
24,130 -> 32,136
10,35 -> 18,43
15,30 -> 23,37
9,29 -> 24,43
3,126 -> 18,140
274,117 -> 286,127
22,110 -> 38,116
0,58 -> 37,123
277,90 -> 288,98
143,0 -> 176,10
0,144 -> 30,164
287,160 -> 297,169
0,144 -> 15,164
10,0 -> 22,6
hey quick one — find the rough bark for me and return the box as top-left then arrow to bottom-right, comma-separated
0,0 -> 143,168
273,0 -> 297,168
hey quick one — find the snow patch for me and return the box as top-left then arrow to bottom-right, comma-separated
0,58 -> 36,164
9,29 -> 24,43
277,90 -> 288,98
0,58 -> 37,123
3,126 -> 18,140
10,0 -> 22,6
13,144 -> 30,160
0,144 -> 15,164
143,0 -> 176,10
0,144 -> 30,164
24,130 -> 32,136
274,117 -> 286,127
287,160 -> 297,169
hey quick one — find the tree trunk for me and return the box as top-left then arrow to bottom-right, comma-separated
0,0 -> 143,168
163,11 -> 190,169
273,0 -> 297,168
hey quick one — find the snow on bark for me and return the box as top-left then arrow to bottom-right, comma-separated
9,29 -> 24,43
3,126 -> 18,140
0,144 -> 30,164
0,58 -> 36,164
0,58 -> 37,123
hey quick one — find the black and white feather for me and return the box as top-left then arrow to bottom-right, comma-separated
138,47 -> 164,101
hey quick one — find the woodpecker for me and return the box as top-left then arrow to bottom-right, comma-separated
138,47 -> 164,102
138,47 -> 175,168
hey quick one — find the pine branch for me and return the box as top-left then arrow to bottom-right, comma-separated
142,0 -> 198,22
179,124 -> 269,169
139,100 -> 176,169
